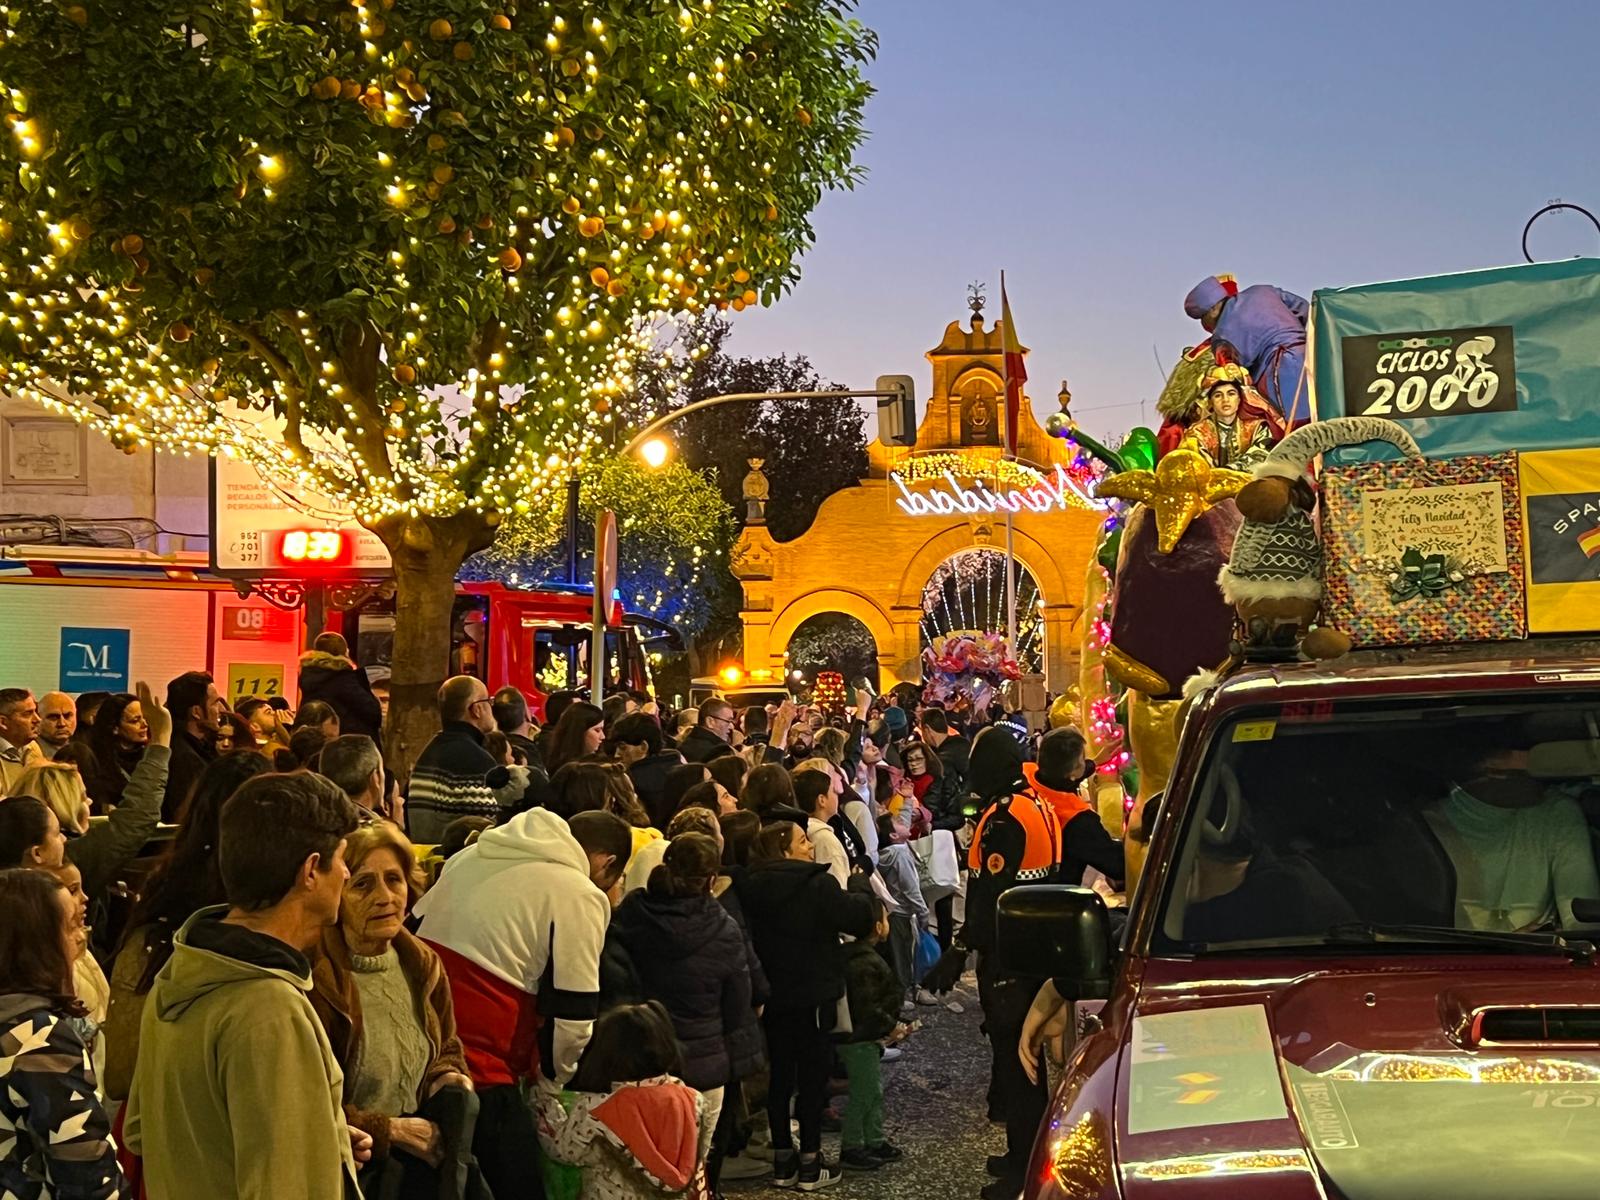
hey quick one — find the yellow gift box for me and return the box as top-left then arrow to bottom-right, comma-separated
1519,448 -> 1600,633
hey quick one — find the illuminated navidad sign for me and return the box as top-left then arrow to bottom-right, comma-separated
890,463 -> 1100,517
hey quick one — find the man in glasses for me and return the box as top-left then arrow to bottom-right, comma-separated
406,675 -> 529,841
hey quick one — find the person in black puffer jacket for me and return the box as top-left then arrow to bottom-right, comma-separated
736,820 -> 876,1191
297,632 -> 384,747
613,833 -> 753,1180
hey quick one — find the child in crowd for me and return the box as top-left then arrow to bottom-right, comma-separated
539,1002 -> 713,1200
873,813 -> 926,1000
836,899 -> 905,1172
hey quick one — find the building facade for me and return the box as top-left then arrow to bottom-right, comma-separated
733,310 -> 1104,690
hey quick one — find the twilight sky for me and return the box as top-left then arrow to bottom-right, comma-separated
728,0 -> 1600,442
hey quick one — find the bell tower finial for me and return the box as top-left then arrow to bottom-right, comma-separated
966,280 -> 987,324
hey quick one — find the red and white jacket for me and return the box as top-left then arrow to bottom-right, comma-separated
413,807 -> 610,1087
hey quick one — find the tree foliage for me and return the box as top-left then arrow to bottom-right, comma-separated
617,314 -> 868,542
0,0 -> 877,524
461,455 -> 735,635
788,611 -> 877,683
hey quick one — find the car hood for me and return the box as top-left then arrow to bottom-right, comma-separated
1115,956 -> 1600,1199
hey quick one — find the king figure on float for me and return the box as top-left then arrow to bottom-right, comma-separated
1182,363 -> 1276,471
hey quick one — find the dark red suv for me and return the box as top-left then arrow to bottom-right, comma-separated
1001,638 -> 1600,1200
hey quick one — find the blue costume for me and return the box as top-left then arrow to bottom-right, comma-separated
1184,277 -> 1310,424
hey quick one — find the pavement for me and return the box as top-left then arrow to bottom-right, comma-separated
726,977 -> 1002,1200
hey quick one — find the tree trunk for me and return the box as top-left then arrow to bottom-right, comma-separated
372,510 -> 497,785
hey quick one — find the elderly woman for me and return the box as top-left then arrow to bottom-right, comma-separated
309,820 -> 474,1187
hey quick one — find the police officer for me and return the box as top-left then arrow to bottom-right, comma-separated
923,722 -> 1063,1200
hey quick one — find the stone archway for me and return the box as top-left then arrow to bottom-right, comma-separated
768,588 -> 897,681
787,611 -> 881,689
919,548 -> 1047,675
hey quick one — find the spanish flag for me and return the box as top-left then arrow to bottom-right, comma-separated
1579,524 -> 1600,559
1000,274 -> 1027,458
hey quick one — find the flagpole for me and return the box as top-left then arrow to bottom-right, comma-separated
999,271 -> 1018,665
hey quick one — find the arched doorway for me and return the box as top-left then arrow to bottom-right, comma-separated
920,548 -> 1044,675
787,611 -> 880,690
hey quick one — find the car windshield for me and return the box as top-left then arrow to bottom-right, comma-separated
1152,693 -> 1600,954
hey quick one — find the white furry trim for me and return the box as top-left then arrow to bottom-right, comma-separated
1217,564 -> 1322,604
1182,668 -> 1222,701
1261,416 -> 1423,475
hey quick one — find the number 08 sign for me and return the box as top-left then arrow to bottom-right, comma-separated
1340,324 -> 1516,420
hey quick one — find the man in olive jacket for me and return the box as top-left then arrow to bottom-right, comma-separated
126,772 -> 365,1199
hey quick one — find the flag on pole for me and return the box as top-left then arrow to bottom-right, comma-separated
1000,274 -> 1027,458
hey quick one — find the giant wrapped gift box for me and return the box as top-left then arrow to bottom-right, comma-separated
1519,447 -> 1600,633
1321,452 -> 1526,648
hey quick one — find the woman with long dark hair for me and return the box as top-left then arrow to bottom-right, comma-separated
0,868 -> 125,1199
99,750 -> 272,1101
81,692 -> 147,812
543,702 -> 606,775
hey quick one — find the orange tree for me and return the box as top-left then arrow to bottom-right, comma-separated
0,0 -> 875,771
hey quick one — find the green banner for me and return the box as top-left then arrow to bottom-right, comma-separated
1311,259 -> 1600,463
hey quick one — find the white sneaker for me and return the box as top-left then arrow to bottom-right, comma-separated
880,1047 -> 903,1063
798,1158 -> 841,1192
720,1152 -> 770,1180
945,999 -> 965,1014
914,987 -> 940,1006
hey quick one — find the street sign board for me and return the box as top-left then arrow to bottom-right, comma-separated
210,453 -> 391,578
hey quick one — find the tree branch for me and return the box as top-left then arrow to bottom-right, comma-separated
219,318 -> 310,462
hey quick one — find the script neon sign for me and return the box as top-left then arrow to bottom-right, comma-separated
890,464 -> 1100,516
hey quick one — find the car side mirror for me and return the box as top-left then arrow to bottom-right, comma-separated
996,885 -> 1113,1000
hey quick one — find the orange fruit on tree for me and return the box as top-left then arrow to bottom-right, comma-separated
579,216 -> 604,237
341,79 -> 361,101
120,233 -> 145,256
764,204 -> 778,221
194,267 -> 215,287
424,181 -> 443,200
652,213 -> 667,231
476,213 -> 495,230
404,82 -> 427,102
65,5 -> 89,26
432,164 -> 454,185
436,215 -> 457,234
731,298 -> 746,312
561,196 -> 581,215
392,364 -> 417,384
594,397 -> 611,413
395,67 -> 416,85
453,41 -> 474,61
427,133 -> 448,152
428,18 -> 452,39
491,13 -> 512,29
556,126 -> 576,147
589,266 -> 610,287
313,75 -> 341,100
65,216 -> 92,241
498,247 -> 523,272
732,268 -> 749,283
796,106 -> 812,125
561,58 -> 582,76
606,279 -> 627,298
168,321 -> 193,343
367,17 -> 386,36
741,288 -> 757,306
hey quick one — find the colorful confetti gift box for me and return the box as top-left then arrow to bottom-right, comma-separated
1321,452 -> 1526,648
1518,448 -> 1600,633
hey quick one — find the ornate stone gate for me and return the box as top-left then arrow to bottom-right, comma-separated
732,308 -> 1103,690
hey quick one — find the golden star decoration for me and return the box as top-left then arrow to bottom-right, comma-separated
1094,449 -> 1250,554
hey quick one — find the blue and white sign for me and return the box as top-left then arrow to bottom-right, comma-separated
59,627 -> 130,692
